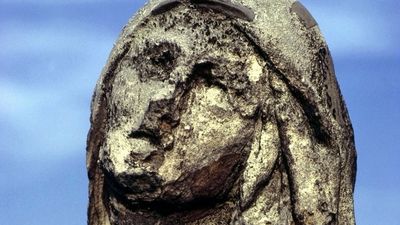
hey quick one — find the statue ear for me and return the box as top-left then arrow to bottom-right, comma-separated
239,109 -> 280,209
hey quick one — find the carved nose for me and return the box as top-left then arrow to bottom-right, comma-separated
129,99 -> 179,149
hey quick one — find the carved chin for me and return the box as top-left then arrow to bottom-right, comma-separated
106,152 -> 242,204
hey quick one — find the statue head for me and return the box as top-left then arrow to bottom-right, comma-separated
87,1 -> 356,224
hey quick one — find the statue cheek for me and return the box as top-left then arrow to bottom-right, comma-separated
161,153 -> 243,202
190,153 -> 242,197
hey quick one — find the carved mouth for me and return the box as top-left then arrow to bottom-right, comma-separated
129,130 -> 161,145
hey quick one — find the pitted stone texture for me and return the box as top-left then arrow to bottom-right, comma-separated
87,1 -> 356,224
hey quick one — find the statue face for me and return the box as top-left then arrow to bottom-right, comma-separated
100,9 -> 266,203
89,2 -> 356,224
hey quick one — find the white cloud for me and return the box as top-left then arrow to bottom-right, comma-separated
0,20 -> 115,57
0,79 -> 41,116
0,16 -> 117,162
0,77 -> 90,160
0,20 -> 110,161
318,12 -> 395,57
298,1 -> 398,57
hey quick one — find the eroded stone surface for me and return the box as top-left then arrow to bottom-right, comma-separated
87,1 -> 356,224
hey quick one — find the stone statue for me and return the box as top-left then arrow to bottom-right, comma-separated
87,0 -> 357,224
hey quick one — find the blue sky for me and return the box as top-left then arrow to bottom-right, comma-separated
0,0 -> 399,224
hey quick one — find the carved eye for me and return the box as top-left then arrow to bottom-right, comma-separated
136,41 -> 181,82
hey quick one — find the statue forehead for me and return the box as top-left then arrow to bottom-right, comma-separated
126,4 -> 256,55
112,6 -> 265,88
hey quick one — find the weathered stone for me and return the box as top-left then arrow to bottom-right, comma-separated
87,0 -> 357,224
